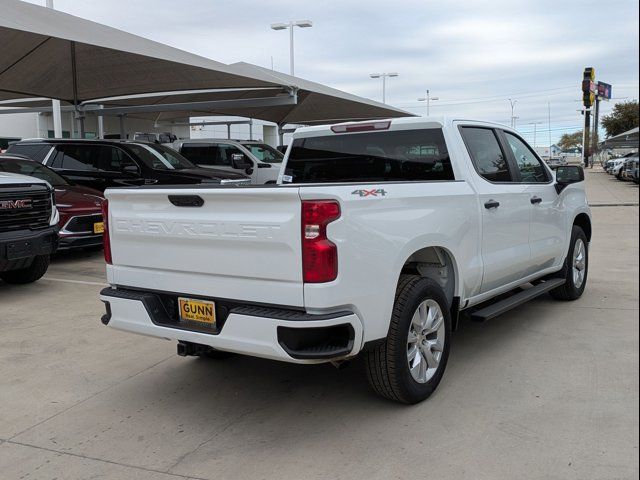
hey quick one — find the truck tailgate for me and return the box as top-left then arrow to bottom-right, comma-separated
106,186 -> 303,306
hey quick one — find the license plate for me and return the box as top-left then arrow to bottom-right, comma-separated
178,297 -> 216,325
93,222 -> 104,234
6,241 -> 33,260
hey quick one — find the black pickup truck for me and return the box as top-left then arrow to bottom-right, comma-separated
0,172 -> 58,284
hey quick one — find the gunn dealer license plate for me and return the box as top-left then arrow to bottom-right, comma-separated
93,222 -> 104,234
178,297 -> 216,326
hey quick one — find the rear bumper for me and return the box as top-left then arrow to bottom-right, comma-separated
0,227 -> 58,271
100,287 -> 363,364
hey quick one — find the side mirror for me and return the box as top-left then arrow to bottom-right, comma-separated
122,165 -> 140,175
555,165 -> 584,192
231,153 -> 253,173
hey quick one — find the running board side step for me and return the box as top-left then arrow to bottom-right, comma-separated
470,278 -> 566,322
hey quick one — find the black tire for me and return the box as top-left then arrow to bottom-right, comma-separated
0,255 -> 50,284
550,226 -> 588,301
364,275 -> 452,404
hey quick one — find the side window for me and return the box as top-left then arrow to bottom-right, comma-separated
503,132 -> 549,183
6,144 -> 52,162
217,144 -> 244,167
460,127 -> 512,182
51,145 -> 100,171
180,144 -> 218,166
102,146 -> 138,172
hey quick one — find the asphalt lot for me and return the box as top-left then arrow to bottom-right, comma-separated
1,170 -> 638,480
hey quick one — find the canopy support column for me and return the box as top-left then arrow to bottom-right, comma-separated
97,105 -> 104,139
119,114 -> 126,139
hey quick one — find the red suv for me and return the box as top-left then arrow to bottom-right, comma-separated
0,154 -> 104,250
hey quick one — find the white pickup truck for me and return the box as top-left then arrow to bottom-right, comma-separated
100,117 -> 592,404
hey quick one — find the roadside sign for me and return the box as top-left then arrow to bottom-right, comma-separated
596,81 -> 612,100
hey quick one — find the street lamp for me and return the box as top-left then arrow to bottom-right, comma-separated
508,98 -> 518,128
417,90 -> 439,116
270,20 -> 313,76
369,72 -> 398,104
528,121 -> 543,148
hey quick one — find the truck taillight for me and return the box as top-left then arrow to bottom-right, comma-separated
102,199 -> 112,265
301,200 -> 340,283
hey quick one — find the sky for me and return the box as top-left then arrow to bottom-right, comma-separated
24,0 -> 640,145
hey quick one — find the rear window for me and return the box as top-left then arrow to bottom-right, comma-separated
285,129 -> 454,183
6,144 -> 52,162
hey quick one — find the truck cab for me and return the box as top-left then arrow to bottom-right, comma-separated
172,139 -> 284,184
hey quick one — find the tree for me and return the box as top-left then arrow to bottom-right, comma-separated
558,131 -> 583,150
601,100 -> 639,138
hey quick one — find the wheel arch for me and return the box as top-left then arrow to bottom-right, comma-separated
573,213 -> 592,242
398,246 -> 461,330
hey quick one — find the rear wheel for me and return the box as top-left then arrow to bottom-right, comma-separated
0,255 -> 50,284
550,226 -> 588,301
364,275 -> 451,404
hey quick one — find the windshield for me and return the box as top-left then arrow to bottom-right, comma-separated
127,144 -> 196,170
0,157 -> 69,187
241,143 -> 284,164
285,129 -> 454,183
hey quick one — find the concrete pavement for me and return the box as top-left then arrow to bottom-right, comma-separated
1,174 -> 638,480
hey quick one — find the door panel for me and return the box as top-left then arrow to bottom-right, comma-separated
459,126 -> 531,293
501,131 -> 567,274
524,186 -> 566,273
478,187 -> 532,292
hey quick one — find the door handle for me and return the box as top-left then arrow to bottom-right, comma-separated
530,196 -> 543,205
484,200 -> 500,209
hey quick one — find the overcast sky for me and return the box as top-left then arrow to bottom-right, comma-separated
25,0 -> 640,145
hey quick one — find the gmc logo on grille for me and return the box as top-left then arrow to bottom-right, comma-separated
0,199 -> 33,210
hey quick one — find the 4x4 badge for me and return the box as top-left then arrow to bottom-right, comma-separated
351,189 -> 387,197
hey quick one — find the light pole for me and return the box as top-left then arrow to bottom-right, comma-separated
417,90 -> 439,116
508,98 -> 518,128
528,122 -> 543,148
270,20 -> 313,76
46,0 -> 62,138
369,72 -> 398,104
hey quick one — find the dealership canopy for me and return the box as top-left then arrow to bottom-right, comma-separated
599,127 -> 639,149
0,0 -> 411,125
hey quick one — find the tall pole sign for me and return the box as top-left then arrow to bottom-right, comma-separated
592,81 -> 612,166
582,67 -> 596,167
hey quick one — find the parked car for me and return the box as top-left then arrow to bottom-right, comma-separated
622,158 -> 639,183
610,158 -> 629,179
607,152 -> 637,177
603,158 -> 616,172
100,117 -> 591,404
0,154 -> 104,250
545,157 -> 567,169
6,139 -> 250,192
172,139 -> 284,184
1,171 -> 58,284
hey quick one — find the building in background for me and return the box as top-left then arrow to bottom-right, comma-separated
534,144 -> 562,159
1,110 -> 285,149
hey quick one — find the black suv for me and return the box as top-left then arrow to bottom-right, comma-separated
7,139 -> 250,192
